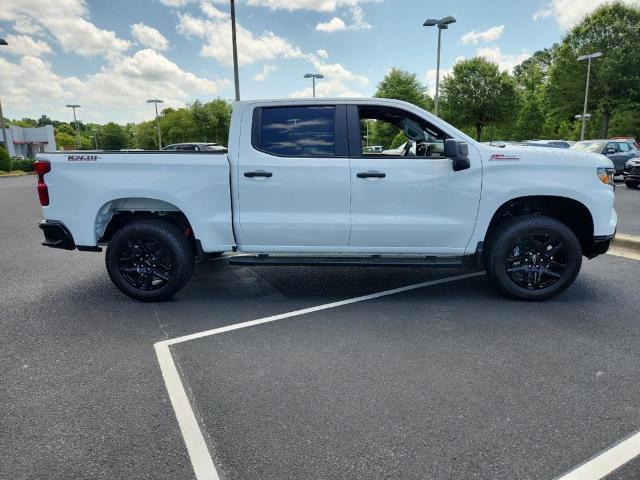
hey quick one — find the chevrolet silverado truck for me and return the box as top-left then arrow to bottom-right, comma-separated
35,98 -> 617,302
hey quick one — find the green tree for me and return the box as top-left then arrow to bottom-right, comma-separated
0,146 -> 11,172
37,115 -> 54,127
545,2 -> 640,138
514,92 -> 545,140
374,68 -> 433,110
440,57 -> 518,140
55,132 -> 76,150
101,122 -> 129,150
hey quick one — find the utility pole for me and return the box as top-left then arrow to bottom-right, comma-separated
577,52 -> 603,141
0,39 -> 7,153
230,0 -> 241,101
66,104 -> 82,149
423,16 -> 456,116
147,99 -> 164,150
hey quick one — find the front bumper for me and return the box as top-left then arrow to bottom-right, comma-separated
624,164 -> 640,181
39,220 -> 76,250
587,233 -> 615,259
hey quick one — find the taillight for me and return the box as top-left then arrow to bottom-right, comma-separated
35,160 -> 51,206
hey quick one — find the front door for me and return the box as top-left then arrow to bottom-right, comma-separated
236,104 -> 351,250
347,104 -> 482,254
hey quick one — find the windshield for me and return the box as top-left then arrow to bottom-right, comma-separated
570,141 -> 605,153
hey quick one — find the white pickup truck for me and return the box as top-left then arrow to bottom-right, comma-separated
35,98 -> 617,301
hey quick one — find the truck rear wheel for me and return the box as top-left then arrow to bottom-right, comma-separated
105,219 -> 195,302
485,215 -> 582,300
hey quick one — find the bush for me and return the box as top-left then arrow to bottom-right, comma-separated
0,147 -> 10,172
11,159 -> 35,172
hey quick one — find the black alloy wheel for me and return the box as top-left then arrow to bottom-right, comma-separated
505,233 -> 566,290
118,237 -> 174,291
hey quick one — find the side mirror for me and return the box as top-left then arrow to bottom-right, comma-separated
605,147 -> 616,155
444,139 -> 471,171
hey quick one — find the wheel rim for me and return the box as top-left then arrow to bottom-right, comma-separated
505,232 -> 567,290
118,237 -> 174,291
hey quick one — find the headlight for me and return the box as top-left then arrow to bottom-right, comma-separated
597,167 -> 615,186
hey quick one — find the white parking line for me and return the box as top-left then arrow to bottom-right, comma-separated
555,430 -> 640,480
155,271 -> 484,480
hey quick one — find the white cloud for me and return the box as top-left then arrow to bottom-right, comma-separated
309,56 -> 369,85
158,0 -> 195,6
200,1 -> 228,19
246,0 -> 376,12
0,0 -> 131,56
316,49 -> 329,59
12,15 -> 44,36
3,34 -> 52,57
350,6 -> 371,30
316,17 -> 347,32
253,64 -> 278,81
290,78 -> 364,98
316,5 -> 371,32
459,25 -> 504,45
131,23 -> 169,51
533,0 -> 640,29
476,46 -> 530,73
177,12 -> 305,65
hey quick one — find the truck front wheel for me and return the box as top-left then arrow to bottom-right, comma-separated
105,219 -> 195,302
485,215 -> 582,300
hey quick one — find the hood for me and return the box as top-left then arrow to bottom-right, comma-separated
480,143 -> 613,169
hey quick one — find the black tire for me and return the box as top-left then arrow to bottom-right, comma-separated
484,215 -> 582,301
625,181 -> 639,189
106,219 -> 195,302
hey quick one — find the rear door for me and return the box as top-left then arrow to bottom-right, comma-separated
236,104 -> 351,249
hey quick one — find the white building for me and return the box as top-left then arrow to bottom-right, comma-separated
0,125 -> 56,158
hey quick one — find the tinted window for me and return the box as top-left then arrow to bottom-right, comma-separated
619,142 -> 630,152
605,142 -> 619,153
259,106 -> 335,157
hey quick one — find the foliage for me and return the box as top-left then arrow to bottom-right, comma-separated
0,146 -> 11,171
11,159 -> 35,172
101,122 -> 129,150
374,68 -> 433,111
440,57 -> 518,140
545,2 -> 640,138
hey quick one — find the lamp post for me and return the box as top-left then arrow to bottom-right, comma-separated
230,0 -> 241,101
577,52 -> 603,141
0,39 -> 8,153
147,99 -> 164,150
304,73 -> 324,98
423,16 -> 456,117
65,104 -> 82,149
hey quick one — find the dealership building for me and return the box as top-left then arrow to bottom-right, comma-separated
0,125 -> 56,158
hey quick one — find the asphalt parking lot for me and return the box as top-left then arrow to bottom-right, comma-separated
2,175 -> 639,480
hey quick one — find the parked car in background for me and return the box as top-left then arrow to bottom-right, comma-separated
570,139 -> 639,175
162,142 -> 228,153
623,157 -> 640,189
611,136 -> 639,149
363,145 -> 384,153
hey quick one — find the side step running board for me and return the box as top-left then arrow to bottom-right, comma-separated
228,254 -> 467,268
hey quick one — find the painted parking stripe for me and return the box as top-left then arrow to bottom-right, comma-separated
155,271 -> 485,480
555,429 -> 640,480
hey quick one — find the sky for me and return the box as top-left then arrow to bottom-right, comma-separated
1,0 -> 639,125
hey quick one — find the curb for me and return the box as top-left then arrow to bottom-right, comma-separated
0,172 -> 36,178
610,233 -> 640,261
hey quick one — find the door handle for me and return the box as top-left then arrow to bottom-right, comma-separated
244,170 -> 273,178
357,171 -> 386,179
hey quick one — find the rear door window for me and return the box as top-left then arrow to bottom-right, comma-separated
255,106 -> 336,157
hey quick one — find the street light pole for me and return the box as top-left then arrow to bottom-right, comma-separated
1,39 -> 9,153
65,104 -> 82,149
423,16 -> 456,117
230,0 -> 241,101
304,73 -> 324,97
147,99 -> 164,150
577,52 -> 603,141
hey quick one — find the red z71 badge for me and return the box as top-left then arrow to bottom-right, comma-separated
490,154 -> 520,161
